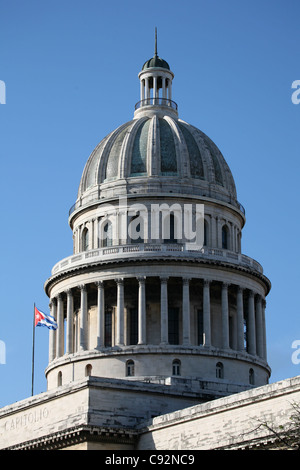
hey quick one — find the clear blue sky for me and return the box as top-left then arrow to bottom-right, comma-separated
0,0 -> 299,408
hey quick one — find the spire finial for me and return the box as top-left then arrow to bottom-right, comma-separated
155,27 -> 158,57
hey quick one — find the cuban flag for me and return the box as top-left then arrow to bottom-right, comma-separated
34,306 -> 58,330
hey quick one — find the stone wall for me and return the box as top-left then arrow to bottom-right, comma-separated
1,375 -> 300,449
137,375 -> 300,450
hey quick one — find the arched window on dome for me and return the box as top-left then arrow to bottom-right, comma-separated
82,227 -> 89,252
102,221 -> 113,247
129,213 -> 144,244
222,225 -> 229,250
126,360 -> 135,377
249,368 -> 255,385
216,362 -> 224,379
57,371 -> 62,387
172,359 -> 181,376
163,213 -> 180,244
85,364 -> 92,377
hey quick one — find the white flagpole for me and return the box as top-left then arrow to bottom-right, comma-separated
31,303 -> 36,396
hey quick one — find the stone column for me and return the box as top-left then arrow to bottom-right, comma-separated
137,277 -> 146,345
96,281 -> 105,349
56,293 -> 64,357
116,279 -> 125,346
168,79 -> 172,101
145,77 -> 149,101
160,277 -> 168,344
221,283 -> 230,349
182,278 -> 191,345
66,289 -> 74,354
162,77 -> 166,99
49,299 -> 57,362
262,299 -> 267,360
79,284 -> 88,351
203,280 -> 211,347
247,291 -> 256,355
255,295 -> 264,358
236,287 -> 245,351
153,76 -> 158,100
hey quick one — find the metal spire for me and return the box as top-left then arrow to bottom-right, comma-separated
155,27 -> 158,57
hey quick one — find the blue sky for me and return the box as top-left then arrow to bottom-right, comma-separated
0,0 -> 299,408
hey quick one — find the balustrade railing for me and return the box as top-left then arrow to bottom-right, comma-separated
135,97 -> 178,111
51,243 -> 263,275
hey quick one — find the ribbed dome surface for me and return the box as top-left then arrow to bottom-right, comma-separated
78,115 -> 237,203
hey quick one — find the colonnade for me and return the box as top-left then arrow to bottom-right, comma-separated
140,74 -> 172,103
48,277 -> 267,363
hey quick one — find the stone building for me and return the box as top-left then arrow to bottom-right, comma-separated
1,40 -> 297,451
45,40 -> 271,395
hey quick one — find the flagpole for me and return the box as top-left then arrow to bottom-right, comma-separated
31,303 -> 36,396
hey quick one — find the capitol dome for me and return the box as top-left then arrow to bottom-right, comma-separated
78,115 -> 238,206
75,41 -> 243,218
44,36 -> 271,404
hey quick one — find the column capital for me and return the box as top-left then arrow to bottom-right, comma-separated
116,278 -> 124,285
248,290 -> 254,298
66,288 -> 73,296
160,276 -> 169,283
237,286 -> 244,294
203,279 -> 211,287
95,280 -> 104,288
182,278 -> 191,285
78,284 -> 86,292
57,292 -> 63,300
222,282 -> 230,289
137,276 -> 146,284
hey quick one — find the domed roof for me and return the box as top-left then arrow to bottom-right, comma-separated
73,38 -> 244,216
142,54 -> 170,71
78,114 -> 238,207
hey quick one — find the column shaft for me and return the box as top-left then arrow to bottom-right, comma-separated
160,277 -> 168,344
256,295 -> 264,358
49,300 -> 57,362
145,78 -> 149,101
162,77 -> 166,99
96,281 -> 105,349
247,291 -> 256,355
79,285 -> 88,351
203,280 -> 211,346
56,294 -> 64,357
116,279 -> 124,346
138,277 -> 146,345
236,287 -> 245,351
153,76 -> 158,100
66,289 -> 74,354
182,278 -> 191,345
221,283 -> 230,349
262,299 -> 267,360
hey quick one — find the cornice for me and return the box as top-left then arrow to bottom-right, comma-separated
44,253 -> 271,297
5,424 -> 137,450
